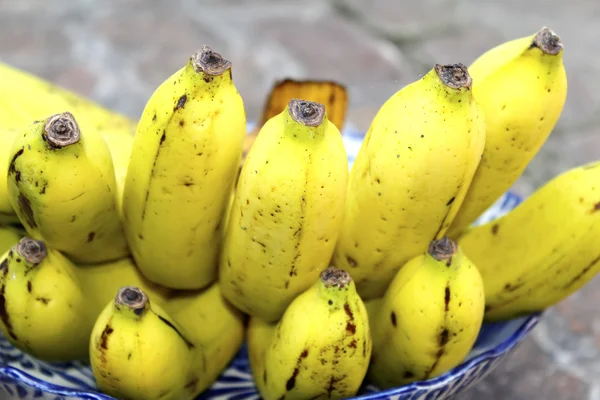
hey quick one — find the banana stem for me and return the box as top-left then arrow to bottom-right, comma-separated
191,45 -> 232,76
434,64 -> 472,90
289,99 -> 326,127
43,112 -> 81,148
428,237 -> 458,262
320,266 -> 352,289
115,286 -> 148,316
16,237 -> 47,264
532,27 -> 563,55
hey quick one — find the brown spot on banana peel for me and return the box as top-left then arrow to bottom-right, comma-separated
561,253 -> 600,291
99,324 -> 114,350
530,27 -> 563,56
8,148 -> 24,177
285,348 -> 309,391
87,232 -> 96,243
0,264 -> 16,341
444,285 -> 451,311
592,202 -> 600,213
17,194 -> 37,229
491,224 -> 500,235
35,297 -> 50,305
390,311 -> 397,327
327,375 -> 344,398
184,377 -> 199,391
174,94 -> 187,110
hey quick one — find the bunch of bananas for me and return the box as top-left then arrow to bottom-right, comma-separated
0,26 -> 596,400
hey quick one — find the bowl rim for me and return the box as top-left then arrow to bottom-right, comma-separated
0,312 -> 542,399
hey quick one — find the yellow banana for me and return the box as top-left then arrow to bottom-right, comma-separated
447,27 -> 568,238
90,284 -> 245,400
122,45 -> 246,290
0,237 -> 172,362
0,61 -> 136,135
247,266 -> 371,400
6,112 -> 128,264
332,64 -> 486,300
219,99 -> 348,322
0,129 -> 20,224
90,287 -> 197,400
458,161 -> 600,321
367,237 -> 485,388
0,225 -> 23,256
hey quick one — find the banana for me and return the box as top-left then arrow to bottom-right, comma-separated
0,128 -> 19,224
90,287 -> 197,400
331,64 -> 486,300
0,237 -> 172,362
446,27 -> 568,238
0,61 -> 136,135
458,160 -> 600,322
219,99 -> 348,322
90,284 -> 245,400
122,45 -> 246,290
6,112 -> 128,264
367,237 -> 485,388
247,266 -> 371,400
0,225 -> 22,255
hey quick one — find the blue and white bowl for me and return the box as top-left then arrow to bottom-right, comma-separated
0,127 -> 542,400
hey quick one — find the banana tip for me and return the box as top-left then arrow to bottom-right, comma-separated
288,99 -> 326,127
191,45 -> 232,76
44,112 -> 81,148
115,286 -> 148,315
434,64 -> 472,90
428,237 -> 458,262
321,266 -> 352,289
533,27 -> 563,55
16,237 -> 47,265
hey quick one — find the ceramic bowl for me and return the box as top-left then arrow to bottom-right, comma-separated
0,127 -> 542,400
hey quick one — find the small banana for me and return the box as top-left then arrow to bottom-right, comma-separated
122,45 -> 246,290
0,129 -> 20,224
90,284 -> 245,400
367,237 -> 485,388
0,224 -> 23,255
6,112 -> 128,264
0,237 -> 172,362
332,63 -> 486,300
219,99 -> 348,322
90,287 -> 197,400
0,237 -> 92,361
447,27 -> 568,238
458,160 -> 600,321
247,266 -> 371,400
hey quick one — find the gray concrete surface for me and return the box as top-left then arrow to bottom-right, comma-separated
0,0 -> 599,399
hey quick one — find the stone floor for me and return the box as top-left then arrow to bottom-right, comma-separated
0,0 -> 599,399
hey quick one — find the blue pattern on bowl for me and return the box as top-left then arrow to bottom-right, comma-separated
0,127 -> 542,399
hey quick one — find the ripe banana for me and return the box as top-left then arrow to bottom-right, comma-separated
90,284 -> 245,400
0,129 -> 19,224
6,112 -> 128,264
332,64 -> 486,300
247,266 -> 371,400
0,237 -> 172,362
219,99 -> 348,322
0,61 -> 136,135
122,45 -> 246,290
367,237 -> 485,388
0,225 -> 22,255
458,160 -> 600,322
446,27 -> 568,238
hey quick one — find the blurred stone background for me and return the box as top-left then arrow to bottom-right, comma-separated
0,0 -> 599,399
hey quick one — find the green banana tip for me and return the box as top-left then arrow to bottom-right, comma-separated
428,237 -> 458,263
288,98 -> 326,127
532,27 -> 563,55
320,266 -> 352,289
191,45 -> 232,76
434,64 -> 472,90
16,237 -> 47,265
43,112 -> 80,148
115,286 -> 148,316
